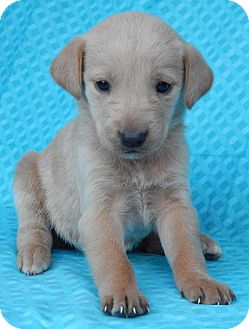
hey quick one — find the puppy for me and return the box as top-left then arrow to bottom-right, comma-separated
14,12 -> 235,317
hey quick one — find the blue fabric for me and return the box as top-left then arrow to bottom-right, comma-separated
0,0 -> 248,328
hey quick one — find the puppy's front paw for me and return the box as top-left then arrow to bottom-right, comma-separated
101,287 -> 149,317
179,273 -> 236,305
17,245 -> 51,275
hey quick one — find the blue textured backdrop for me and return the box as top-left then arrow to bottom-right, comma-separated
0,0 -> 248,328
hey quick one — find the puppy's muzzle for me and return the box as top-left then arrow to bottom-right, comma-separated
118,130 -> 147,148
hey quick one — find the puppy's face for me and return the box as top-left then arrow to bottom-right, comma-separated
84,31 -> 183,159
51,12 -> 213,159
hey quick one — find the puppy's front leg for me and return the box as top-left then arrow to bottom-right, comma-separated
79,207 -> 149,317
156,197 -> 236,304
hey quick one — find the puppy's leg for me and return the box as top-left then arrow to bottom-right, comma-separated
156,198 -> 235,304
79,207 -> 149,317
137,232 -> 222,260
14,152 -> 52,275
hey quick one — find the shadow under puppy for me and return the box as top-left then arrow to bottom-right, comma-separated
14,11 -> 236,318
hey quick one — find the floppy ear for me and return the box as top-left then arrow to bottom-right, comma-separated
50,36 -> 85,99
183,43 -> 213,109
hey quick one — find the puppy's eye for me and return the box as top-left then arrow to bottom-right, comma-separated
96,80 -> 110,91
156,81 -> 172,93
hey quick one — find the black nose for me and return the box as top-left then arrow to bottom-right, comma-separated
119,130 -> 147,148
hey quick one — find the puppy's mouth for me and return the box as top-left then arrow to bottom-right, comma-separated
124,150 -> 139,154
121,149 -> 146,159
115,146 -> 158,160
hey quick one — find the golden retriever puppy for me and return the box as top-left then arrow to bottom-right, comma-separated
14,11 -> 235,318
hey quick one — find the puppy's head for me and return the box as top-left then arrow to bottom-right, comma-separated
51,12 -> 213,159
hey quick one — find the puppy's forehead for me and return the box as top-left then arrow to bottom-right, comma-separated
89,12 -> 177,42
84,12 -> 183,78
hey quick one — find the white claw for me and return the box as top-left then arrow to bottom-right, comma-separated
133,307 -> 136,314
217,302 -> 220,306
120,306 -> 124,314
146,306 -> 150,313
104,306 -> 107,312
198,298 -> 201,304
228,301 -> 231,305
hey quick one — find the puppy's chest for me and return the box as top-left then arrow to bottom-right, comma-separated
131,187 -> 154,219
112,166 -> 167,249
121,180 -> 161,251
115,170 -> 165,216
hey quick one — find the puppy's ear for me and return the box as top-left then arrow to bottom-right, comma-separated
50,36 -> 85,99
183,43 -> 213,109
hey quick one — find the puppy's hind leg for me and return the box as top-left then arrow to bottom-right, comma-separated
14,152 -> 52,275
137,232 -> 222,260
200,233 -> 222,260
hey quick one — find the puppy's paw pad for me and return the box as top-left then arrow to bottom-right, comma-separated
102,289 -> 149,317
180,276 -> 236,305
17,245 -> 51,275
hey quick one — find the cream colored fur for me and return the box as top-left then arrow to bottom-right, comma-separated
14,12 -> 235,317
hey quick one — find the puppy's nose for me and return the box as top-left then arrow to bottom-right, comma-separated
119,130 -> 147,148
